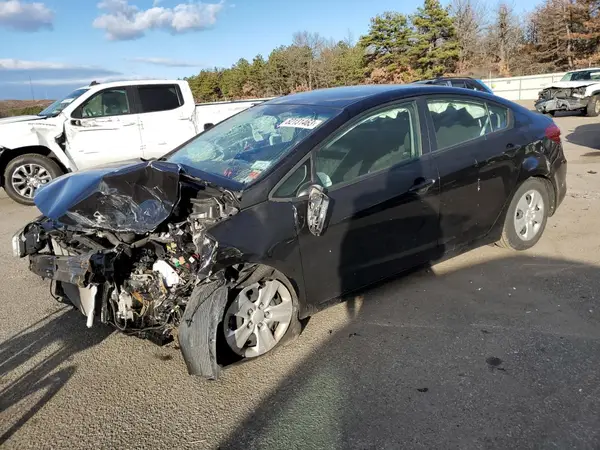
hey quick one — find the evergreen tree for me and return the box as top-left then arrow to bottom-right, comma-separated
410,0 -> 459,78
358,12 -> 412,80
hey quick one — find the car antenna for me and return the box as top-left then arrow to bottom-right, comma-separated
90,80 -> 99,86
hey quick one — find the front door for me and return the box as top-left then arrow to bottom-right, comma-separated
65,87 -> 142,170
134,84 -> 197,159
295,101 -> 441,304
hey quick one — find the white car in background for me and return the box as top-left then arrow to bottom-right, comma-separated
535,68 -> 600,117
0,79 -> 271,204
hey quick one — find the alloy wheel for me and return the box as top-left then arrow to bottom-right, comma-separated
11,163 -> 53,200
223,280 -> 294,358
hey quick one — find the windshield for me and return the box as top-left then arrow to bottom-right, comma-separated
560,70 -> 600,81
38,88 -> 89,117
167,103 -> 340,185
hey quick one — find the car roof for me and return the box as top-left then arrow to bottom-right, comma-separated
75,79 -> 184,90
266,84 -> 492,109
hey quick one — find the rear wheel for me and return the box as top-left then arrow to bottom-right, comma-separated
4,154 -> 63,205
498,178 -> 550,251
586,95 -> 600,117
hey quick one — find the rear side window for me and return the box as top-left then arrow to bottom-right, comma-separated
451,80 -> 468,88
488,103 -> 509,132
137,85 -> 183,113
427,98 -> 510,150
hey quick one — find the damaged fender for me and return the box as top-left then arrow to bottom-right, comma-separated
178,279 -> 228,380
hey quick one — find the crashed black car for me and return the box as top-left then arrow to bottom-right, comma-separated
13,85 -> 567,379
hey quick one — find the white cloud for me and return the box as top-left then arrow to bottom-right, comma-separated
129,57 -> 203,67
5,75 -> 150,86
0,59 -> 71,70
0,0 -> 53,31
93,0 -> 224,41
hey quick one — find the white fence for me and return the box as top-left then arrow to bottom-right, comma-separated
481,72 -> 568,100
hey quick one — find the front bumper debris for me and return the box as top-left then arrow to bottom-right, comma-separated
535,97 -> 587,113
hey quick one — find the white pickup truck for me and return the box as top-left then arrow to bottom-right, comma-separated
0,79 -> 271,204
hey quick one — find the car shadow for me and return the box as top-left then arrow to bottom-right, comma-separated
565,123 -> 600,151
0,307 -> 112,445
220,253 -> 600,449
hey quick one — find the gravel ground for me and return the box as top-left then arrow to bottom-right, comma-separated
1,104 -> 600,450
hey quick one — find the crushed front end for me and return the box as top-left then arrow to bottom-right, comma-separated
535,86 -> 589,114
12,161 -> 240,378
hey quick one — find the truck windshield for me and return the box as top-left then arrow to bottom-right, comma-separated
166,103 -> 340,185
561,70 -> 600,81
38,88 -> 89,117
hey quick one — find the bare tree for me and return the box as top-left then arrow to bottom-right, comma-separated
486,2 -> 525,75
450,0 -> 488,73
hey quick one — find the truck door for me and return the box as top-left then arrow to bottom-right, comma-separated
134,84 -> 197,160
65,86 -> 143,170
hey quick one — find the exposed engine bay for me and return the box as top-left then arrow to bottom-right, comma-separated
12,162 -> 245,353
17,190 -> 237,346
538,86 -> 587,101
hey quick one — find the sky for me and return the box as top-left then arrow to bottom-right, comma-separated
0,0 -> 541,100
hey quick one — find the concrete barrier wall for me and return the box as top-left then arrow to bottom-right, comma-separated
481,72 -> 568,100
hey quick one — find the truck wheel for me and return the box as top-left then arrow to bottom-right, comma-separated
497,178 -> 549,251
4,154 -> 63,206
222,267 -> 301,359
586,95 -> 600,117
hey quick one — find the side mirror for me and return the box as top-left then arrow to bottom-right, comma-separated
204,123 -> 214,131
307,185 -> 330,237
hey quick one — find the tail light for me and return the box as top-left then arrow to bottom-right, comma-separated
545,123 -> 561,143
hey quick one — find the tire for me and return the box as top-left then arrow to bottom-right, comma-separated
3,154 -> 63,206
586,95 -> 600,117
497,178 -> 550,251
220,266 -> 301,361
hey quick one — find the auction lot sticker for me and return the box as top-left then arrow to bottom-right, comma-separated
279,117 -> 323,129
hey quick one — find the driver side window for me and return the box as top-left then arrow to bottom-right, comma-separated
315,102 -> 420,188
80,89 -> 131,118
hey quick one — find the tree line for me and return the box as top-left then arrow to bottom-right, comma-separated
187,0 -> 600,102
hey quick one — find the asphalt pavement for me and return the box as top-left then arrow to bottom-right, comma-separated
1,104 -> 600,449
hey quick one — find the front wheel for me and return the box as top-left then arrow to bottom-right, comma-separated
222,268 -> 300,359
586,95 -> 600,117
497,178 -> 550,251
4,154 -> 63,205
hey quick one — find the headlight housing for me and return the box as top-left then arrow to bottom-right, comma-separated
12,228 -> 26,258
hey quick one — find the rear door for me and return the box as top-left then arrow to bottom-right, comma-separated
286,100 -> 440,303
469,100 -> 521,238
134,84 -> 197,159
65,86 -> 143,170
423,96 -> 489,250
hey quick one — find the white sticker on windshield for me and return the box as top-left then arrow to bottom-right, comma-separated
279,117 -> 323,129
251,160 -> 271,170
60,98 -> 75,104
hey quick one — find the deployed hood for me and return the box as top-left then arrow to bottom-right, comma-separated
0,115 -> 44,125
35,161 -> 183,234
543,81 -> 598,89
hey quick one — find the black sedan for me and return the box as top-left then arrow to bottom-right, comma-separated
12,85 -> 567,378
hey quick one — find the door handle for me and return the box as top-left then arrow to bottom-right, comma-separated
409,178 -> 436,194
